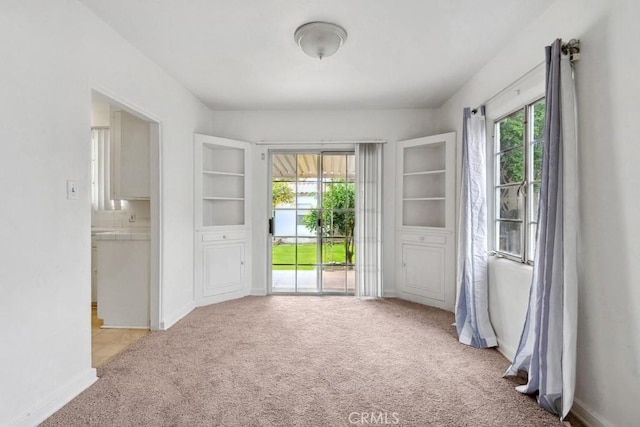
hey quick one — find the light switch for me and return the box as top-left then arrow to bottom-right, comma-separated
67,180 -> 79,200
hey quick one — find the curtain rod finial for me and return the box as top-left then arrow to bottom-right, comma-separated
562,39 -> 581,62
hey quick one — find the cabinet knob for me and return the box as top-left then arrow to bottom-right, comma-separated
419,236 -> 425,241
222,235 -> 227,239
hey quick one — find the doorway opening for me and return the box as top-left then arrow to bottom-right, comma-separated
90,91 -> 161,366
270,152 -> 355,294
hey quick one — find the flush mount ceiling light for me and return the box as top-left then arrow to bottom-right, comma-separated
294,21 -> 347,60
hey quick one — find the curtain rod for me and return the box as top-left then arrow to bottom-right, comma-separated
562,39 -> 580,61
256,139 -> 385,145
475,38 -> 580,112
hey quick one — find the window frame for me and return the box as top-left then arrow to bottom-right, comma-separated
491,97 -> 545,264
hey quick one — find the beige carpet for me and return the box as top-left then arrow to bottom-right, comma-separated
43,297 -> 581,426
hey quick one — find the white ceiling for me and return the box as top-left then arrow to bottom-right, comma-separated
79,0 -> 556,110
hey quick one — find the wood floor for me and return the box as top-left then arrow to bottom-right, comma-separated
91,306 -> 148,367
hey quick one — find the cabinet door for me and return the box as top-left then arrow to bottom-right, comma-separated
112,110 -> 150,200
401,243 -> 445,302
97,240 -> 150,328
201,241 -> 245,300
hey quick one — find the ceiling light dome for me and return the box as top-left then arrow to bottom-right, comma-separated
294,21 -> 347,60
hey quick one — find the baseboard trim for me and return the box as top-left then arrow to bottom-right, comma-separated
496,339 -> 516,362
396,292 -> 454,312
570,397 -> 612,427
250,288 -> 267,296
160,301 -> 195,330
101,325 -> 149,330
195,290 -> 248,308
383,290 -> 397,297
10,368 -> 97,427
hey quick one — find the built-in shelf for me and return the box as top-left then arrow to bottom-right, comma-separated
403,169 -> 446,176
195,134 -> 250,229
203,170 -> 245,177
397,134 -> 454,229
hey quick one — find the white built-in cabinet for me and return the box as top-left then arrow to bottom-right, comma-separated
194,134 -> 251,306
111,110 -> 150,200
396,132 -> 456,310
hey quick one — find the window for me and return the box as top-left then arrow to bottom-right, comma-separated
493,98 -> 545,263
91,127 -> 121,211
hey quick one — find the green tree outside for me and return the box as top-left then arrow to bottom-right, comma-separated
497,100 -> 545,220
272,180 -> 294,207
498,100 -> 545,185
302,180 -> 355,264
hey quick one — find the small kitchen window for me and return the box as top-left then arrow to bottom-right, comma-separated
91,127 -> 121,211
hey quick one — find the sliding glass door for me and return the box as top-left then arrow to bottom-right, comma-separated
270,152 -> 355,294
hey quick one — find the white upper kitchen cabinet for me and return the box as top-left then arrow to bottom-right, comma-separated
111,110 -> 150,200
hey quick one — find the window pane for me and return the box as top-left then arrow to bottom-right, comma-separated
319,210 -> 354,238
497,221 -> 522,256
322,237 -> 350,265
497,187 -> 523,220
532,141 -> 543,181
295,237 -> 318,267
297,154 -> 317,180
532,100 -> 546,141
529,223 -> 538,261
296,182 -> 317,208
493,100 -> 545,263
498,147 -> 524,184
531,183 -> 540,220
272,154 -> 296,181
346,155 -> 356,180
498,109 -> 525,151
322,181 -> 354,209
272,181 -> 295,207
321,154 -> 347,180
272,241 -> 296,265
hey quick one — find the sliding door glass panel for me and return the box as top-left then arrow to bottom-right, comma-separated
271,152 -> 354,294
319,153 -> 355,294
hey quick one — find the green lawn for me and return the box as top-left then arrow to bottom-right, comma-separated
272,243 -> 354,270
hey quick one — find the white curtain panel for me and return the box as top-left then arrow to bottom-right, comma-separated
505,39 -> 579,420
455,106 -> 497,348
560,48 -> 578,420
355,142 -> 383,298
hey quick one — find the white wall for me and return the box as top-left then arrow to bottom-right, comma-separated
438,0 -> 640,425
0,1 -> 212,425
210,109 -> 440,296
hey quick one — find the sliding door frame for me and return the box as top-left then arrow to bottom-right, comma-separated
267,148 -> 355,295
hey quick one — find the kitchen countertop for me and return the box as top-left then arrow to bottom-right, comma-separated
92,227 -> 150,241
